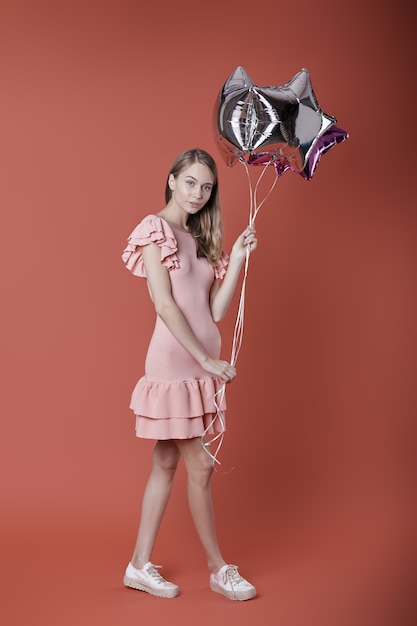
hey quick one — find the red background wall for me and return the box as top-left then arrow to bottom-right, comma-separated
1,1 -> 415,625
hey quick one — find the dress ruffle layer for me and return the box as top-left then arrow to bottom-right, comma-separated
131,376 -> 226,440
130,376 -> 226,418
135,413 -> 225,440
213,251 -> 229,280
121,216 -> 179,278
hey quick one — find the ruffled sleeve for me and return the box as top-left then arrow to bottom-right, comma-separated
121,215 -> 179,277
214,250 -> 229,279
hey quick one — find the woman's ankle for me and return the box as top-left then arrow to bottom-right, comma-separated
208,559 -> 227,574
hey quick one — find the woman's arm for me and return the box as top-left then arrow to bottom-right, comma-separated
210,226 -> 257,322
142,242 -> 237,382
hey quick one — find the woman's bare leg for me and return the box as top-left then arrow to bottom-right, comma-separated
130,440 -> 180,569
175,437 -> 226,573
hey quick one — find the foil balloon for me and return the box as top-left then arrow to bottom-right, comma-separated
214,66 -> 338,173
249,125 -> 349,180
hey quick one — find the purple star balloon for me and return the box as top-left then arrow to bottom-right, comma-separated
249,125 -> 349,180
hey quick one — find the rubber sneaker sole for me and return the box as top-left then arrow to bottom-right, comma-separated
123,575 -> 180,598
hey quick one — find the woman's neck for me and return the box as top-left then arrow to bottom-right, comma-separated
157,206 -> 189,232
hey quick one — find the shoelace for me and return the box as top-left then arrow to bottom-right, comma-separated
223,565 -> 244,587
145,563 -> 166,584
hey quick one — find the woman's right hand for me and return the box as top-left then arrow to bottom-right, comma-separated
200,356 -> 237,383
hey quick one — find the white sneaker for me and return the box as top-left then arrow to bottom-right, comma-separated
210,564 -> 256,601
123,561 -> 179,598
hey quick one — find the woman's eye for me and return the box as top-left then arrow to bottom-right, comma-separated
186,180 -> 194,186
203,186 -> 212,192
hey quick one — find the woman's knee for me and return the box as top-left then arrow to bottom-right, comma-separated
152,441 -> 180,475
179,442 -> 214,485
188,458 -> 214,487
195,458 -> 214,484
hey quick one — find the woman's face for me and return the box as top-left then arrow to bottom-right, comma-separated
169,162 -> 214,215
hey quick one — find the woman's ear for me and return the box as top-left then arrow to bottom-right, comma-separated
168,175 -> 175,190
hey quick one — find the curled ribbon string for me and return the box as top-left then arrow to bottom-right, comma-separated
202,160 -> 277,466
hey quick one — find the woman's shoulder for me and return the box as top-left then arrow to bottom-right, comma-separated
136,212 -> 170,229
139,213 -> 167,225
127,213 -> 176,241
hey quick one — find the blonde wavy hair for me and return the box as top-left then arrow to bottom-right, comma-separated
165,149 -> 223,265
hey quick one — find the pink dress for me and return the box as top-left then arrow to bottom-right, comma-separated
121,214 -> 229,440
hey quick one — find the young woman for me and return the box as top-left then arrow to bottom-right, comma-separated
121,148 -> 257,601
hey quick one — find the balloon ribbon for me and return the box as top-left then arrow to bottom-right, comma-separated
202,161 -> 277,466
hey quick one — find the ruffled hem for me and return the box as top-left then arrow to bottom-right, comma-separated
135,412 -> 225,440
121,215 -> 179,277
130,376 -> 226,419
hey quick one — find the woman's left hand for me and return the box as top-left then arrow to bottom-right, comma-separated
231,226 -> 257,263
